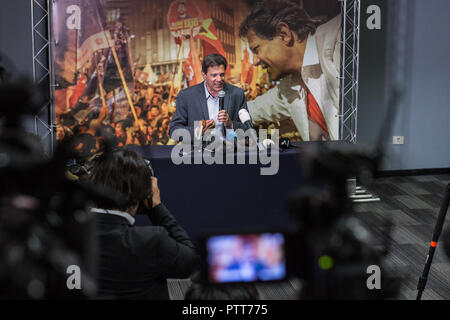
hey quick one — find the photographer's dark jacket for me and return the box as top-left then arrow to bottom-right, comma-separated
92,203 -> 198,299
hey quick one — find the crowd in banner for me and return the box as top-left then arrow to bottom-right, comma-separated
54,16 -> 181,158
56,81 -> 179,155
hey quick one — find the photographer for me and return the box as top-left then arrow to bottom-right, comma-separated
88,148 -> 199,299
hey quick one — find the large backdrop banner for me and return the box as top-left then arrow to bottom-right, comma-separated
52,0 -> 341,149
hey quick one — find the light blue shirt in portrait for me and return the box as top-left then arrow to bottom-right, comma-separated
203,82 -> 234,137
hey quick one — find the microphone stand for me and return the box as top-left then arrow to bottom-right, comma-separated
416,182 -> 450,300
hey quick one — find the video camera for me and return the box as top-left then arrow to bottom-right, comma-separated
197,142 -> 402,299
0,78 -> 121,299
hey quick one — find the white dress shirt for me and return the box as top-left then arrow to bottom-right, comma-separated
204,81 -> 220,125
91,208 -> 135,225
197,81 -> 234,140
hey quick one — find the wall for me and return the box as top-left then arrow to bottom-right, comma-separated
0,0 -> 33,78
358,0 -> 450,170
399,0 -> 450,170
0,0 -> 35,134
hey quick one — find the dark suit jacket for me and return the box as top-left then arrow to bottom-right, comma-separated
169,81 -> 249,139
94,203 -> 198,299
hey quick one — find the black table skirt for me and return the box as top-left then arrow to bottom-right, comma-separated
130,144 -> 308,241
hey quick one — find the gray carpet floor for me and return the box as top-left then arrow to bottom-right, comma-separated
168,174 -> 450,300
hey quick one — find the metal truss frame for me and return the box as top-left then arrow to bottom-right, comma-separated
31,0 -> 55,154
32,0 -> 360,151
340,0 -> 360,143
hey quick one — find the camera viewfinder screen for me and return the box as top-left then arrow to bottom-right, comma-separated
206,233 -> 286,283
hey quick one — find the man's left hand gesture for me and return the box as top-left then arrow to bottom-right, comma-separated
218,110 -> 232,129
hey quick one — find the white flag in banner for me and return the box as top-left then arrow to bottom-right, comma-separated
77,31 -> 112,69
53,0 -> 112,76
75,0 -> 112,69
143,64 -> 157,84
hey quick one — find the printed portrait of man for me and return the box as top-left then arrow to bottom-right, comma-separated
239,0 -> 341,141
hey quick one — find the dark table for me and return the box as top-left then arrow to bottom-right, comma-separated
130,144 -> 308,241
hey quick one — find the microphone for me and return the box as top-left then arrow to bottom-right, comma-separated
279,137 -> 291,150
238,108 -> 253,130
216,90 -> 226,138
218,90 -> 225,110
238,109 -> 264,151
279,137 -> 299,150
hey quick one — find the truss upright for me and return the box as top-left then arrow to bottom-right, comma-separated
340,0 -> 360,143
31,0 -> 54,154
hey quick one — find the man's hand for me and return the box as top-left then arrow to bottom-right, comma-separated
218,110 -> 232,129
198,119 -> 215,134
151,176 -> 161,208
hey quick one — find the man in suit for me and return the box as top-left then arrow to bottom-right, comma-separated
88,148 -> 198,299
238,0 -> 341,141
169,54 -> 249,142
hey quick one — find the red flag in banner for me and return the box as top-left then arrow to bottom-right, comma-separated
183,33 -> 203,86
241,48 -> 250,84
194,0 -> 229,74
247,65 -> 255,86
69,73 -> 87,107
201,40 -> 226,61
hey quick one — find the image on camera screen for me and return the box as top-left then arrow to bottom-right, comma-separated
206,232 -> 286,283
